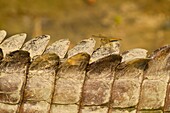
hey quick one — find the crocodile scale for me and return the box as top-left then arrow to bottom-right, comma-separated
0,30 -> 170,113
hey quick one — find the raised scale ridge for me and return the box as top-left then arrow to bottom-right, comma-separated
0,30 -> 170,113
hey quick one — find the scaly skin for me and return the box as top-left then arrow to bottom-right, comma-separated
0,31 -> 169,113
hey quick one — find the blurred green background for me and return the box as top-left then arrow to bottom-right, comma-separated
1,0 -> 170,52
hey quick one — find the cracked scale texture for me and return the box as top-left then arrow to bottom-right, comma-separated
121,48 -> 148,62
0,33 -> 26,56
90,41 -> 120,63
0,50 -> 30,113
110,59 -> 149,110
44,39 -> 70,58
20,53 -> 59,113
138,45 -> 170,111
22,35 -> 50,59
51,53 -> 90,113
67,38 -> 95,58
81,55 -> 121,106
0,31 -> 169,112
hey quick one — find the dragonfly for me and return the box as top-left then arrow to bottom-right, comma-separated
92,34 -> 121,45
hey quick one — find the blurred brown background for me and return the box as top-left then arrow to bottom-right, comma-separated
0,0 -> 170,52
